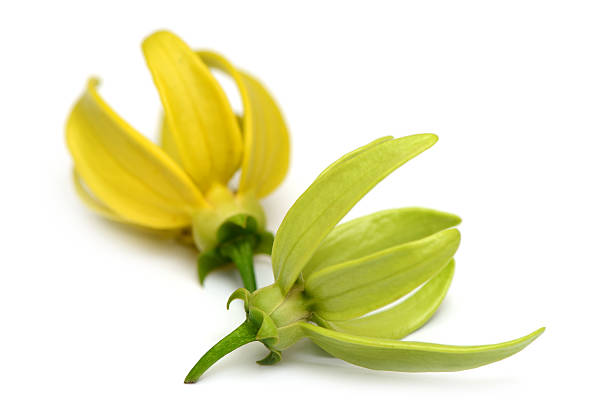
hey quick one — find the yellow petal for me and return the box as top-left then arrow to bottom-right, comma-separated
159,115 -> 183,166
72,167 -> 124,223
199,51 -> 290,198
73,167 -> 192,242
66,78 -> 207,229
142,31 -> 243,192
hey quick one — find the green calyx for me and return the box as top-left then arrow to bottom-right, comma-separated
184,285 -> 310,383
192,184 -> 267,253
196,214 -> 274,291
229,284 -> 312,352
192,180 -> 272,291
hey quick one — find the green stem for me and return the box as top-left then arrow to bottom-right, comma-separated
184,319 -> 258,383
221,238 -> 257,292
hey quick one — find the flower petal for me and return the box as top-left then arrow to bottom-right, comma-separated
74,168 -> 196,243
159,115 -> 183,167
302,207 -> 461,281
142,31 -> 242,192
301,323 -> 545,372
314,136 -> 393,181
314,260 -> 454,339
272,135 -> 438,294
66,78 -> 206,229
72,168 -> 124,222
198,51 -> 290,198
305,229 -> 460,321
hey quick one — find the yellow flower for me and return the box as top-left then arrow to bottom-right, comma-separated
66,30 -> 290,291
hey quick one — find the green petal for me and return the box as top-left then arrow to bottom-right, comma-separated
272,135 -> 438,294
302,207 -> 461,281
315,260 -> 454,339
197,249 -> 228,285
301,323 -> 545,372
315,136 -> 393,180
306,229 -> 460,321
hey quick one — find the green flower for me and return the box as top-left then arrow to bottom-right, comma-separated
184,135 -> 544,382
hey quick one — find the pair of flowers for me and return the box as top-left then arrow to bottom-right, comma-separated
66,30 -> 543,383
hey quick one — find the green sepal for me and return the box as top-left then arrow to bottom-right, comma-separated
217,214 -> 274,255
227,288 -> 251,310
197,213 -> 275,290
197,249 -> 228,285
217,214 -> 259,243
257,349 -> 282,365
275,322 -> 307,350
250,284 -> 285,315
249,307 -> 279,348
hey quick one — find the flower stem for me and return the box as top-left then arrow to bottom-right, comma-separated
220,238 -> 257,292
184,319 -> 258,383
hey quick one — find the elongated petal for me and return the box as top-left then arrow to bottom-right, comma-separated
142,31 -> 242,191
198,51 -> 290,198
159,116 -> 183,166
301,323 -> 545,372
302,208 -> 461,280
314,136 -> 392,181
272,135 -> 438,294
66,78 -> 206,228
316,260 -> 455,339
72,168 -> 124,222
306,229 -> 460,321
75,167 -> 192,241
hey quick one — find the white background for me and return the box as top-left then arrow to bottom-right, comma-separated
1,1 -> 611,406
